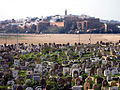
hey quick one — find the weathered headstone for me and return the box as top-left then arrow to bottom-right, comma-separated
89,68 -> 95,76
50,69 -> 56,76
107,76 -> 111,81
72,69 -> 79,78
104,69 -> 110,76
92,84 -> 99,90
97,68 -> 103,76
111,81 -> 117,86
65,77 -> 72,89
16,86 -> 24,90
119,78 -> 120,88
57,78 -> 65,84
84,81 -> 90,90
95,77 -> 103,84
102,79 -> 108,87
75,78 -> 82,86
109,86 -> 119,90
12,70 -> 18,78
72,86 -> 82,90
63,67 -> 69,76
111,69 -> 118,75
40,79 -> 46,88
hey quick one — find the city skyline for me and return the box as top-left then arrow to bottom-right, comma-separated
0,0 -> 120,21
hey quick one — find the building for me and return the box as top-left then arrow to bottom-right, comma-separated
36,21 -> 50,33
65,10 -> 67,16
64,15 -> 104,33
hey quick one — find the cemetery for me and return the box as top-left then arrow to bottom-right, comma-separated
0,41 -> 120,90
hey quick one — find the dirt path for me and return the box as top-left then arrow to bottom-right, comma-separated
0,34 -> 120,44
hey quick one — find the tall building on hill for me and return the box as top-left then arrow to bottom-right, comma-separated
104,23 -> 107,32
65,10 -> 67,16
64,15 -> 104,33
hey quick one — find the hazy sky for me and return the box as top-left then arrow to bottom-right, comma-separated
0,0 -> 120,21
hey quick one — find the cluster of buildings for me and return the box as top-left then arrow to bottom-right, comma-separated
0,40 -> 120,90
0,10 -> 120,33
0,15 -> 65,33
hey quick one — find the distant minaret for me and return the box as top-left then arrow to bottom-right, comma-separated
36,23 -> 39,33
104,23 -> 107,32
65,10 -> 67,15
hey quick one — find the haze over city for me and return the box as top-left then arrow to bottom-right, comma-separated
0,0 -> 120,21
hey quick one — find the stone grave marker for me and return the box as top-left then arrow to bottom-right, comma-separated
97,68 -> 103,76
107,76 -> 111,81
104,69 -> 111,76
111,81 -> 117,86
40,79 -> 46,88
65,77 -> 72,89
102,79 -> 108,87
84,81 -> 90,90
72,69 -> 79,78
75,78 -> 82,86
92,84 -> 99,90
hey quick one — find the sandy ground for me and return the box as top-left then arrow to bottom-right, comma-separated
0,34 -> 120,44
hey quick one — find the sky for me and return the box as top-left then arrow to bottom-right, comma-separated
0,0 -> 120,21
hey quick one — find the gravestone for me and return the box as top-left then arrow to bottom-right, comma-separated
89,68 -> 95,76
79,71 -> 85,75
75,78 -> 82,86
95,77 -> 103,84
50,69 -> 55,76
72,86 -> 82,90
72,64 -> 79,68
57,78 -> 64,85
58,65 -> 63,72
12,70 -> 18,78
35,86 -> 42,90
85,68 -> 91,74
40,79 -> 46,88
111,69 -> 118,75
102,79 -> 108,87
107,76 -> 111,81
65,77 -> 72,89
72,69 -> 79,78
33,76 -> 40,82
97,68 -> 103,76
111,81 -> 117,86
16,86 -> 24,90
85,76 -> 92,82
58,72 -> 63,77
104,69 -> 110,76
7,80 -> 15,86
92,84 -> 99,90
119,78 -> 120,88
117,63 -> 120,68
102,60 -> 107,64
46,85 -> 51,90
112,77 -> 119,81
109,86 -> 119,90
25,87 -> 33,90
26,71 -> 33,79
79,76 -> 82,81
54,63 -> 58,69
63,67 -> 69,76
84,81 -> 90,90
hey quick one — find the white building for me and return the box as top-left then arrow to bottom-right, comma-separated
12,70 -> 18,78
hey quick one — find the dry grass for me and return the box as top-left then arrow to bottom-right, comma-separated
0,34 -> 120,44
